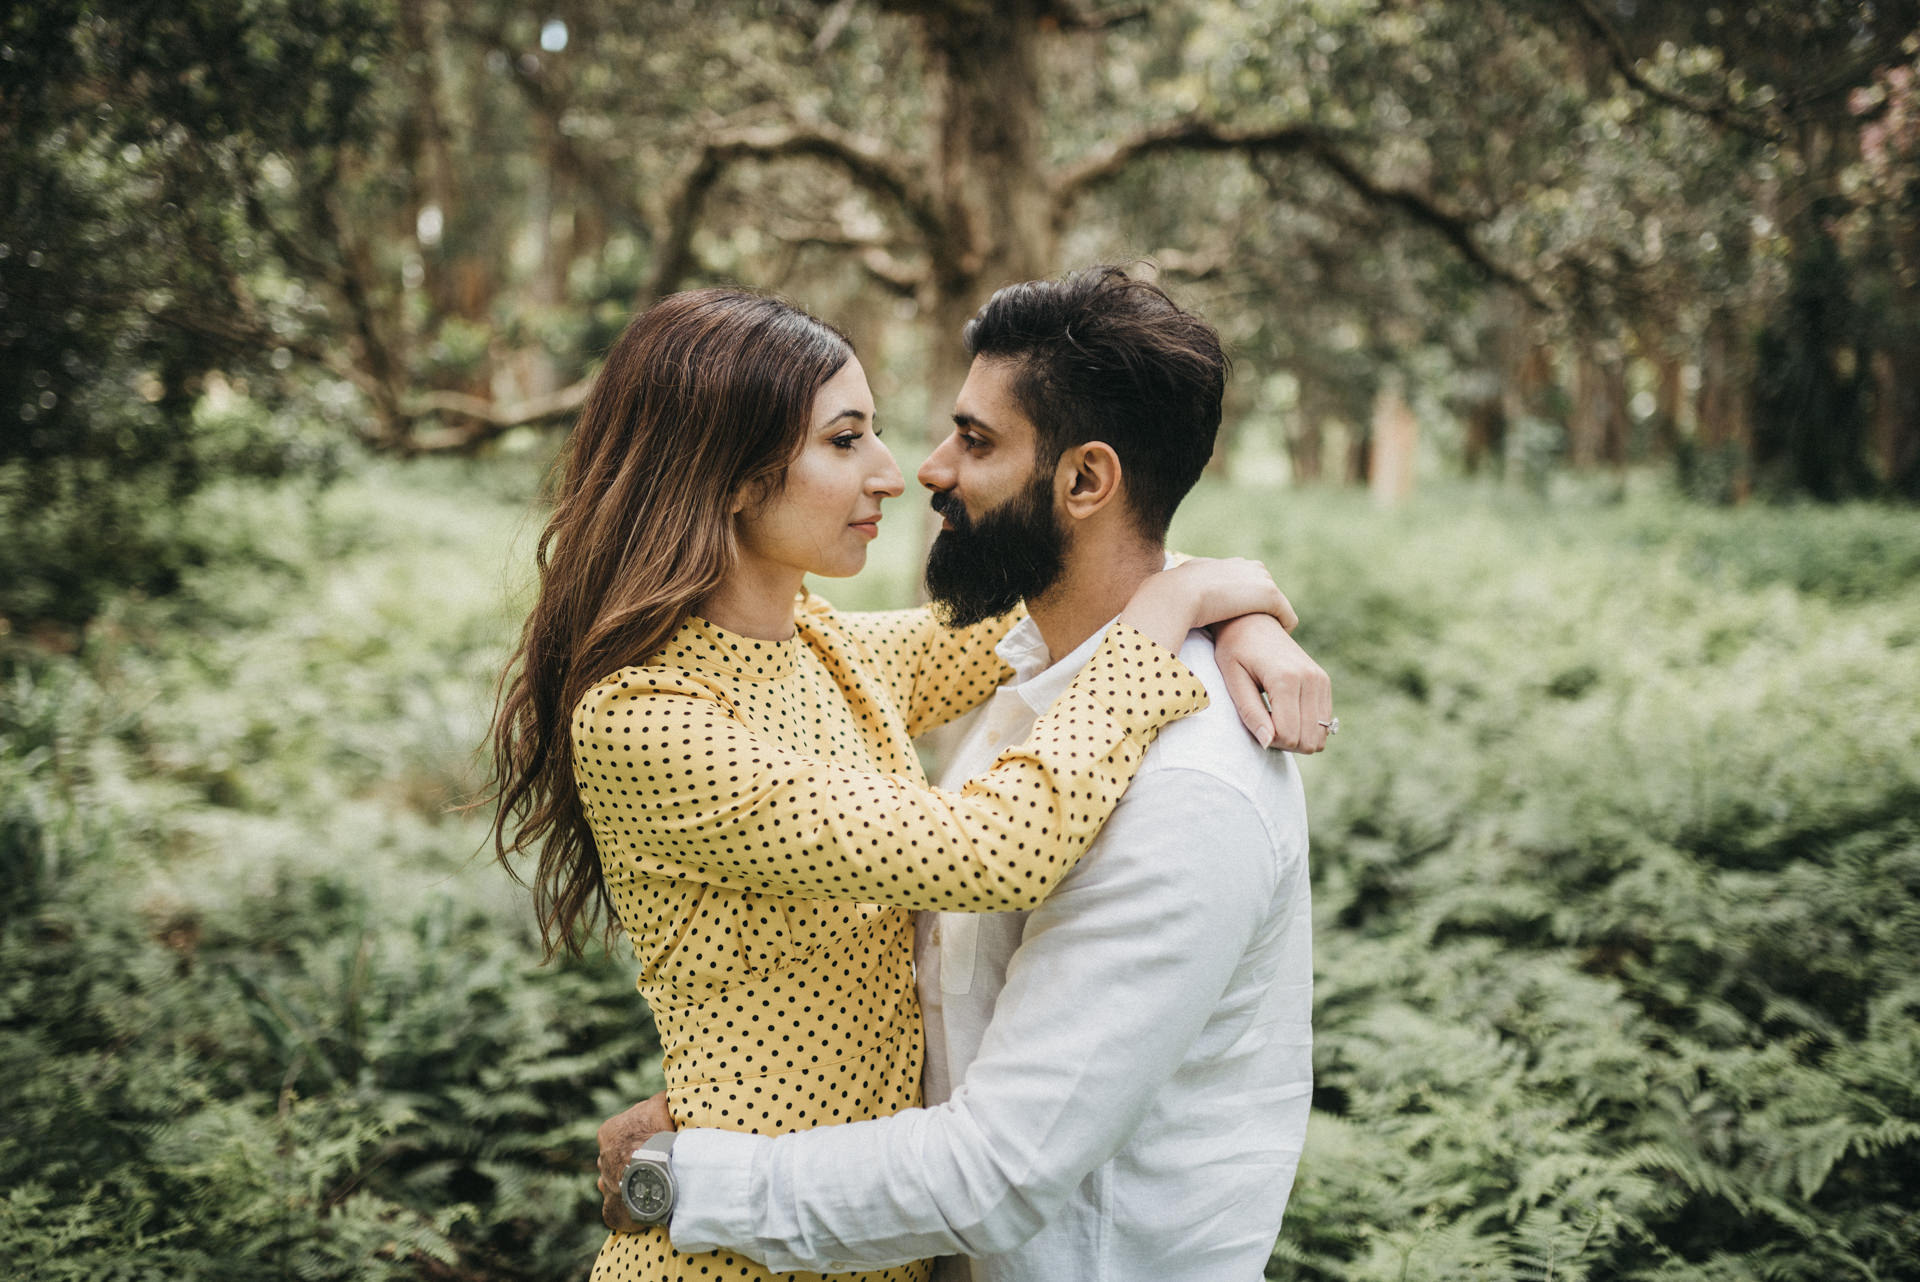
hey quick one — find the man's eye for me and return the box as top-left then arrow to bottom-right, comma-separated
958,433 -> 983,452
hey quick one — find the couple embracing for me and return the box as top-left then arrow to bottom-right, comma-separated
489,266 -> 1334,1282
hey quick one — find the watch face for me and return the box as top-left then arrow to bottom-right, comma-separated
622,1163 -> 672,1222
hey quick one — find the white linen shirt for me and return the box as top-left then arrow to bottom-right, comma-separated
668,618 -> 1313,1281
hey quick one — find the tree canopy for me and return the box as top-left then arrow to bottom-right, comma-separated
4,0 -> 1918,622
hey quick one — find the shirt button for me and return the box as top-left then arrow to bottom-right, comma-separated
930,925 -> 942,945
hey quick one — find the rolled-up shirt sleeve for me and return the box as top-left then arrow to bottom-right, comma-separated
666,768 -> 1281,1272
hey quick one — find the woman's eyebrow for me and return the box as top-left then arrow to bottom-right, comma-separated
820,408 -> 869,428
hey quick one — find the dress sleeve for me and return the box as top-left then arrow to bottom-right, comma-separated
572,624 -> 1206,911
827,603 -> 1022,737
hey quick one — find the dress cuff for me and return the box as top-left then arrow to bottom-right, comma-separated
666,1128 -> 768,1256
1064,622 -> 1209,739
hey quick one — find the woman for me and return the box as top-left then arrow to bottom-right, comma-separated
490,289 -> 1305,1282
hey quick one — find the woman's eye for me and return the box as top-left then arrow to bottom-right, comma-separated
831,432 -> 861,450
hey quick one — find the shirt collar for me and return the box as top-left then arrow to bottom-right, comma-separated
994,553 -> 1178,712
995,615 -> 1119,715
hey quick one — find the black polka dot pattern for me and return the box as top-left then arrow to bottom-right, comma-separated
576,598 -> 1207,1281
829,601 -> 1019,738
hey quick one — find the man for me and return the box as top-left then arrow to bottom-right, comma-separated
599,266 -> 1324,1279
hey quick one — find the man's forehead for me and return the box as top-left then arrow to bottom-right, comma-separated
953,357 -> 1034,439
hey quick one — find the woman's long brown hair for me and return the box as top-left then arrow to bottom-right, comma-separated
487,289 -> 852,960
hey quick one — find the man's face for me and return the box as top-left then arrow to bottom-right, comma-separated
918,356 -> 1069,628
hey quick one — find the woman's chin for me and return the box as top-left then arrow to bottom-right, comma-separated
812,552 -> 869,579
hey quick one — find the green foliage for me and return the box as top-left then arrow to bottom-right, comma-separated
0,0 -> 383,627
4,455 -> 1917,1278
1165,482 -> 1920,1280
0,451 -> 658,1280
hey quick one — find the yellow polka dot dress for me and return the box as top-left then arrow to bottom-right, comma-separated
572,593 -> 1207,1281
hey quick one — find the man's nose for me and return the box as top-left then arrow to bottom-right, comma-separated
918,434 -> 958,492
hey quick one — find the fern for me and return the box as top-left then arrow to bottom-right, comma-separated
11,466 -> 1920,1281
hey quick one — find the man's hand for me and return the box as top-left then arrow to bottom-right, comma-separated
1214,612 -> 1333,753
596,1091 -> 677,1232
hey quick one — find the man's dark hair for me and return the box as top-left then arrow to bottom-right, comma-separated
961,265 -> 1228,540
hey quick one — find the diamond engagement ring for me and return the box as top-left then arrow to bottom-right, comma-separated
1317,718 -> 1340,735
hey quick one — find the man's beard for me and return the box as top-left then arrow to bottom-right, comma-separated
924,468 -> 1068,629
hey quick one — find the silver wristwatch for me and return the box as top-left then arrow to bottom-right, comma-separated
619,1131 -> 678,1225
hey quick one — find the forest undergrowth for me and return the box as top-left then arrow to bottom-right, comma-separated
2,451 -> 1916,1280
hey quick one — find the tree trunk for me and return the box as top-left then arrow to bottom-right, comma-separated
1569,349 -> 1602,468
1569,347 -> 1628,468
1650,342 -> 1686,461
1873,345 -> 1920,498
1368,382 -> 1418,505
1495,290 -> 1554,482
916,1 -> 1055,448
1290,381 -> 1326,483
1461,393 -> 1505,476
1873,206 -> 1920,498
891,1 -> 1057,549
1698,306 -> 1752,501
1345,420 -> 1370,485
1602,355 -> 1631,466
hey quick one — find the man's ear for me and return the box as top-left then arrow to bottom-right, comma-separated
1056,442 -> 1123,521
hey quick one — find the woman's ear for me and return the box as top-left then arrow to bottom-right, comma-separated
730,472 -> 772,516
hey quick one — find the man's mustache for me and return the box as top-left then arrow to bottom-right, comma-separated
929,490 -> 967,527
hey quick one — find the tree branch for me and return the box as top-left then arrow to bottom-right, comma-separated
713,122 -> 943,246
811,0 -> 859,52
1053,118 -> 1549,310
1138,247 -> 1229,281
235,150 -> 418,443
855,246 -> 927,296
1053,118 -> 1321,205
402,379 -> 592,453
644,120 -> 942,303
763,216 -> 932,296
1563,0 -> 1785,143
1040,1 -> 1150,32
871,0 -> 1141,26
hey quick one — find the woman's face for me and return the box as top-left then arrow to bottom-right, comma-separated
734,355 -> 905,583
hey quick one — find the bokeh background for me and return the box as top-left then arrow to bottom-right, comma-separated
3,3 -> 1918,1278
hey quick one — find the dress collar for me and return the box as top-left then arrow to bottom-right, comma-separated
657,611 -> 800,680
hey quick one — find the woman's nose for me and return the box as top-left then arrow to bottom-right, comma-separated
870,439 -> 905,497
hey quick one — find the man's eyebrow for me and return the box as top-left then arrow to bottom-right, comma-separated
951,411 -> 996,434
